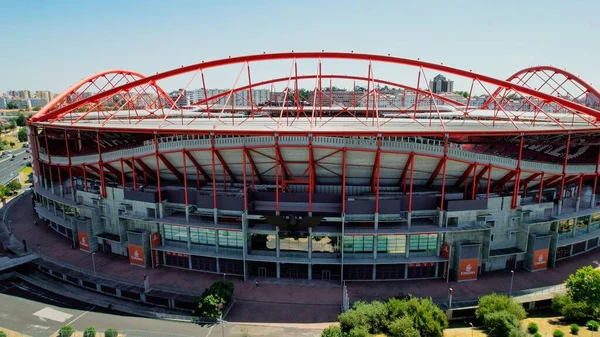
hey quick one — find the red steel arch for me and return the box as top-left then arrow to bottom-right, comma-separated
36,69 -> 175,120
481,66 -> 600,110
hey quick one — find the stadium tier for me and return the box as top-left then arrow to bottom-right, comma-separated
28,52 -> 600,282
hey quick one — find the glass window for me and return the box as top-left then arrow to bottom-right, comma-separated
409,234 -> 438,253
163,224 -> 187,242
311,236 -> 340,253
576,216 -> 589,228
218,230 -> 243,248
279,233 -> 309,252
593,213 -> 600,222
190,227 -> 216,246
558,219 -> 574,234
377,235 -> 406,254
343,235 -> 374,253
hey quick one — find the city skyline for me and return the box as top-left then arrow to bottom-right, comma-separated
1,0 -> 599,95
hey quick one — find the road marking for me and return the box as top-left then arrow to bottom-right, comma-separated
33,307 -> 73,323
64,306 -> 95,326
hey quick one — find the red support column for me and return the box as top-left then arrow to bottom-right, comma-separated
57,165 -> 62,187
120,159 -> 125,190
577,174 -> 584,199
43,128 -> 54,188
182,150 -> 188,206
471,163 -> 478,200
131,158 -> 137,191
153,133 -> 162,203
512,135 -> 524,209
275,138 -> 280,214
559,134 -> 571,204
196,168 -> 200,189
538,172 -> 545,204
242,147 -> 248,211
486,165 -> 492,199
96,132 -> 106,198
342,148 -> 347,214
439,137 -> 448,211
210,135 -> 217,210
593,148 -> 600,205
64,130 -> 74,197
408,151 -> 415,213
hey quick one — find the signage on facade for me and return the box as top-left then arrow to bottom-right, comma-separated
441,242 -> 451,280
408,262 -> 436,267
128,244 -> 145,266
78,232 -> 90,251
458,258 -> 479,281
532,248 -> 549,270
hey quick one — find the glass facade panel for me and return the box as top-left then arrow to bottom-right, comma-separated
279,234 -> 309,252
343,235 -> 374,253
311,236 -> 340,253
558,219 -> 574,234
189,227 -> 216,245
163,224 -> 187,242
377,235 -> 406,254
218,230 -> 243,248
409,234 -> 438,253
593,213 -> 600,222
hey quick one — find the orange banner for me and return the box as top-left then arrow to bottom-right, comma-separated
458,258 -> 478,281
150,232 -> 161,268
128,245 -> 145,266
78,232 -> 90,251
532,248 -> 549,270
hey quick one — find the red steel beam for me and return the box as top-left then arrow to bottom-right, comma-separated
531,175 -> 562,190
370,147 -> 381,193
103,163 -> 124,185
399,153 -> 415,188
492,170 -> 517,192
158,154 -> 184,182
135,158 -> 157,181
185,151 -> 211,182
454,163 -> 476,187
243,147 -> 263,184
214,150 -> 238,184
426,158 -> 445,189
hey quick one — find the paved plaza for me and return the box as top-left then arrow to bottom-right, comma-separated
7,194 -> 600,323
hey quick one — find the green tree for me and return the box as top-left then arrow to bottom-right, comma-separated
347,326 -> 370,337
389,316 -> 421,337
0,331 -> 6,337
298,88 -> 311,102
6,102 -> 18,110
566,266 -> 600,307
83,326 -> 96,337
16,114 -> 26,126
476,294 -> 527,322
104,328 -> 118,337
9,142 -> 14,148
484,311 -> 521,337
6,180 -> 21,193
321,325 -> 343,337
18,127 -> 27,142
58,325 -> 74,337
338,301 -> 388,334
7,120 -> 16,131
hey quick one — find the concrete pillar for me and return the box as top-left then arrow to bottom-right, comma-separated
404,263 -> 408,279
407,212 -> 412,229
216,257 -> 220,273
591,194 -> 596,209
242,211 -> 248,281
275,226 -> 280,258
557,201 -> 562,215
116,289 -> 122,298
168,299 -> 175,309
308,264 -> 312,280
438,210 -> 444,228
213,208 -> 218,225
372,264 -> 377,280
308,227 -> 313,260
140,294 -> 147,303
405,235 -> 410,259
185,205 -> 190,222
374,213 -> 379,230
59,185 -> 64,198
373,235 -> 378,260
186,227 -> 191,250
158,203 -> 164,219
215,230 -> 219,253
188,255 -> 192,270
575,197 -> 581,212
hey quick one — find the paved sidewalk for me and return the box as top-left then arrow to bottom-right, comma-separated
8,194 -> 600,323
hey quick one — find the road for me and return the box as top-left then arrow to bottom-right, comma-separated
0,149 -> 29,185
0,278 -> 322,337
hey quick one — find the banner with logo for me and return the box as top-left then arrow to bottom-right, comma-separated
128,244 -> 145,266
458,258 -> 478,281
78,232 -> 90,251
150,232 -> 161,268
532,248 -> 549,270
441,242 -> 451,279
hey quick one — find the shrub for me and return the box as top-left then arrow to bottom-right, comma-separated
533,333 -> 542,337
321,325 -> 343,337
571,324 -> 580,335
104,328 -> 118,337
554,329 -> 565,337
83,327 -> 96,337
527,322 -> 539,334
194,281 -> 234,318
385,297 -> 447,337
338,301 -> 388,334
567,266 -> 600,307
58,325 -> 74,337
483,310 -> 521,337
347,326 -> 370,337
0,331 -> 6,337
476,294 -> 527,323
587,320 -> 600,331
388,317 -> 421,337
509,328 -> 527,337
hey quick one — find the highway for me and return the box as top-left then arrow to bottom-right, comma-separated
0,149 -> 29,185
0,277 -> 321,337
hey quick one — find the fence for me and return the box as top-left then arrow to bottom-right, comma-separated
21,330 -> 196,337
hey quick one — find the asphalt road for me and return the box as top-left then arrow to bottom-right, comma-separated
0,278 -> 321,337
0,149 -> 30,185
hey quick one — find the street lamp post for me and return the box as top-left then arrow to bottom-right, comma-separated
91,252 -> 96,276
37,243 -> 41,256
448,288 -> 453,309
509,270 -> 515,297
218,302 -> 225,337
469,322 -> 474,337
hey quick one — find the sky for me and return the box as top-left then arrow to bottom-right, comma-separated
1,0 -> 599,95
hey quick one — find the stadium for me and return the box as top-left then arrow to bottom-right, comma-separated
27,52 -> 600,283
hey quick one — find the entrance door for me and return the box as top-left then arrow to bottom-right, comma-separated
506,256 -> 514,270
104,240 -> 111,253
258,267 -> 267,277
288,268 -> 298,278
322,270 -> 331,280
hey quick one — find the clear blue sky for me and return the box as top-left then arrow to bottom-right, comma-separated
1,0 -> 599,94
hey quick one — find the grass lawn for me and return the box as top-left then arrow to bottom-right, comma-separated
1,129 -> 24,150
18,166 -> 32,185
